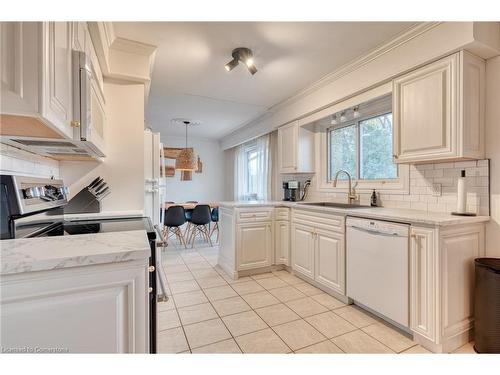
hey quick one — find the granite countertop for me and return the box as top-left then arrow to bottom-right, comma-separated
218,201 -> 490,227
1,230 -> 150,276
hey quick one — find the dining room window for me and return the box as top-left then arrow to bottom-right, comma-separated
328,112 -> 397,181
235,134 -> 270,201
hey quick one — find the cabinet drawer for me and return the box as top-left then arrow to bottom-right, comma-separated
236,207 -> 273,223
275,207 -> 290,221
292,208 -> 345,233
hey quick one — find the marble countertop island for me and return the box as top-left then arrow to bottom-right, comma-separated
1,230 -> 150,276
219,201 -> 490,227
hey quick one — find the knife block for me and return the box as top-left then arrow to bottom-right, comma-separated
64,188 -> 101,214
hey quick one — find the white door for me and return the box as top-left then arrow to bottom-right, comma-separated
237,222 -> 273,271
314,228 -> 345,295
393,53 -> 458,163
41,22 -> 73,138
291,224 -> 314,279
0,22 -> 40,116
278,122 -> 298,173
275,220 -> 290,266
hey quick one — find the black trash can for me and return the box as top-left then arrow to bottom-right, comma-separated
474,258 -> 500,353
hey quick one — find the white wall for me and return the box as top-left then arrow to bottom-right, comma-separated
485,56 -> 500,257
59,81 -> 145,213
162,135 -> 224,203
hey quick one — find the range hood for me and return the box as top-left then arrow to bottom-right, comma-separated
0,135 -> 103,161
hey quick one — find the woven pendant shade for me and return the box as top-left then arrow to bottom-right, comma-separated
174,120 -> 197,171
175,148 -> 197,171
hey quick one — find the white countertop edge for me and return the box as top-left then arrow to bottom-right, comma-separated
218,201 -> 490,226
1,230 -> 151,276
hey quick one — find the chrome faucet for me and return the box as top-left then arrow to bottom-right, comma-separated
332,170 -> 358,204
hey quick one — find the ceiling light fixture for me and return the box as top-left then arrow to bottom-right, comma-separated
331,114 -> 338,125
340,111 -> 347,123
224,47 -> 258,75
174,120 -> 197,171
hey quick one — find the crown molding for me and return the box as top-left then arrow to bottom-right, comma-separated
220,22 -> 441,147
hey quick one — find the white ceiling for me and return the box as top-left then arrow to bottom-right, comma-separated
113,22 -> 415,140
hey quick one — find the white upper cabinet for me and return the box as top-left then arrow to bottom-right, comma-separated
41,22 -> 74,138
1,23 -> 41,119
393,51 -> 485,163
1,22 -> 73,138
277,121 -> 314,173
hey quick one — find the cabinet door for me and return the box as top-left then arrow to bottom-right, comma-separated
314,229 -> 345,295
291,223 -> 314,279
278,121 -> 298,173
275,220 -> 290,266
41,22 -> 73,138
409,226 -> 437,342
236,222 -> 273,271
0,22 -> 39,116
72,22 -> 86,52
0,261 -> 149,353
393,53 -> 459,163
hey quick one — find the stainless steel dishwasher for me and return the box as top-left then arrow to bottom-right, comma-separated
346,217 -> 410,329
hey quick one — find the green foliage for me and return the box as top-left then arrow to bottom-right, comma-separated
329,113 -> 397,181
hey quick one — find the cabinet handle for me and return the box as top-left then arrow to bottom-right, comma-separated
71,120 -> 81,128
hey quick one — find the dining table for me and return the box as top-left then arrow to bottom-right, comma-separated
163,202 -> 219,210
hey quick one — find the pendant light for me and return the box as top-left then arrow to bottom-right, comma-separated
175,121 -> 197,171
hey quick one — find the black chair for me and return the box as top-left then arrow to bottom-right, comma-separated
163,205 -> 187,248
187,204 -> 212,247
184,201 -> 198,236
210,207 -> 219,243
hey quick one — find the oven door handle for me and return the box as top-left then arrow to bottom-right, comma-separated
349,225 -> 407,238
153,225 -> 169,302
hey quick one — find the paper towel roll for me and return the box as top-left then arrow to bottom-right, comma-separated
457,170 -> 467,213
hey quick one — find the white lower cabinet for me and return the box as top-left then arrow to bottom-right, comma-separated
409,223 -> 485,353
236,222 -> 273,271
291,212 -> 346,297
275,220 -> 290,266
315,229 -> 345,295
291,224 -> 315,279
0,260 -> 149,353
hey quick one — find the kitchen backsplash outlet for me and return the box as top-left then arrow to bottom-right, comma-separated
293,160 -> 490,216
0,144 -> 60,178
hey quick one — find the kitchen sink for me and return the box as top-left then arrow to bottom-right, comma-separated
298,202 -> 371,209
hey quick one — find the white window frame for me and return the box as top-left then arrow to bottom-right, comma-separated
327,110 -> 397,183
316,111 -> 409,195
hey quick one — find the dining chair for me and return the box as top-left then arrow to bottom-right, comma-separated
187,204 -> 212,248
163,205 -> 188,248
210,207 -> 219,243
184,201 -> 199,236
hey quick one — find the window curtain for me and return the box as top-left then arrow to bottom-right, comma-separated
234,134 -> 271,201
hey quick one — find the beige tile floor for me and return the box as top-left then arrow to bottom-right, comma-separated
157,238 -> 475,354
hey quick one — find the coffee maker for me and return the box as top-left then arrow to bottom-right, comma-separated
283,180 -> 300,201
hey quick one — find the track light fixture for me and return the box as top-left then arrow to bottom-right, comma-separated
224,47 -> 258,75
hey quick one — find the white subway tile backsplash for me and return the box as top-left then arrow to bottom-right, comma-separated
424,169 -> 444,178
454,161 -> 477,168
303,159 -> 490,216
